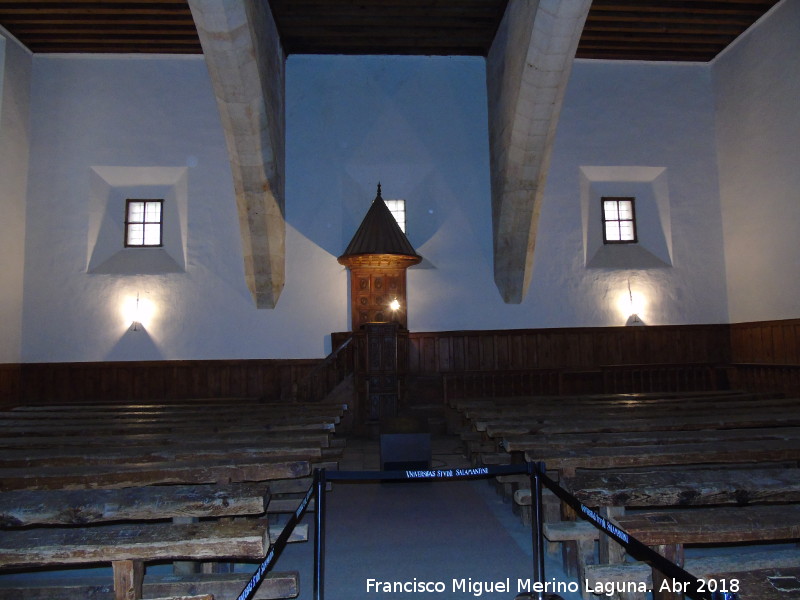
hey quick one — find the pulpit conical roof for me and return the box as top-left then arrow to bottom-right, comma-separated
339,184 -> 421,260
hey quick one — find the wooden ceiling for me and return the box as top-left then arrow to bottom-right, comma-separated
0,0 -> 782,62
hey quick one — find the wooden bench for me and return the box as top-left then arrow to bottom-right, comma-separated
0,456 -> 311,491
460,391 -> 789,424
701,566 -> 800,600
0,519 -> 308,569
613,504 -> 800,600
0,482 -> 269,527
0,572 -> 299,600
561,466 -> 800,509
0,518 -> 307,600
543,520 -> 599,579
503,425 -> 800,453
517,465 -> 800,574
0,398 -> 342,599
523,438 -> 800,478
0,428 -> 334,451
484,404 -> 800,437
583,547 -> 800,600
0,439 -> 325,469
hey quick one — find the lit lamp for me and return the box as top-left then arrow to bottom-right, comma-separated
130,293 -> 142,332
624,280 -> 645,326
389,298 -> 401,312
123,292 -> 154,332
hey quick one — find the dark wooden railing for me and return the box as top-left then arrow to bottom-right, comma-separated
729,363 -> 800,397
294,336 -> 355,402
4,319 -> 798,406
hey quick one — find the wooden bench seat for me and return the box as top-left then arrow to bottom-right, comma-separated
583,547 -> 800,600
701,567 -> 800,600
9,398 -> 345,414
0,440 -> 323,469
0,411 -> 343,431
614,503 -> 800,547
523,438 -> 800,477
0,416 -> 339,437
0,519 -> 307,570
459,391 -> 788,421
482,405 -> 800,437
503,426 -> 800,453
466,390 -> 790,410
0,571 -> 299,600
561,466 -> 800,508
614,505 -> 800,600
0,429 -> 334,450
5,402 -> 347,421
0,482 -> 269,527
543,520 -> 599,579
452,390 -> 766,412
0,456 -> 310,491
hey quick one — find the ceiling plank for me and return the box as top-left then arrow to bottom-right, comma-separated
0,0 -> 779,60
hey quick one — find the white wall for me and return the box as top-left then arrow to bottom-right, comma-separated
288,55 -> 727,332
22,55 -> 345,362
20,51 -> 729,362
0,30 -> 31,363
532,60 -> 727,328
714,0 -> 800,323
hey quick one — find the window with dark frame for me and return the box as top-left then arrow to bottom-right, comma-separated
602,197 -> 637,244
125,199 -> 163,247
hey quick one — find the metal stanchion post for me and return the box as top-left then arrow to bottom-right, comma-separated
532,461 -> 545,600
517,462 -> 563,600
313,469 -> 326,600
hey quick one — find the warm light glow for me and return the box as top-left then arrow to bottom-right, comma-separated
121,293 -> 156,330
616,288 -> 647,323
389,298 -> 401,312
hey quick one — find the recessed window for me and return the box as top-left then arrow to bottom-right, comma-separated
602,197 -> 637,244
384,199 -> 406,233
125,199 -> 163,247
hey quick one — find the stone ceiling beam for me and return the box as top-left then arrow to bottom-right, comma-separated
188,0 -> 285,308
486,0 -> 591,303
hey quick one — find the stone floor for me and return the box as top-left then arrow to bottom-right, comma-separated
271,432 -> 586,600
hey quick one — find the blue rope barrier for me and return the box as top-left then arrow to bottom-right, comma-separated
236,462 -> 738,600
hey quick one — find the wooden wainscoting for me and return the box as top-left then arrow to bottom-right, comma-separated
15,359 -> 323,406
730,319 -> 800,364
0,364 -> 22,408
406,324 -> 733,403
407,324 -> 731,373
9,320 -> 799,407
730,319 -> 800,395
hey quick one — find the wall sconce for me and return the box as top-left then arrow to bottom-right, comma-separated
618,280 -> 646,326
122,292 -> 154,332
130,293 -> 142,331
389,298 -> 401,312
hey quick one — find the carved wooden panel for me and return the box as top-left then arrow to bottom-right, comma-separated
364,323 -> 400,423
348,267 -> 409,330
